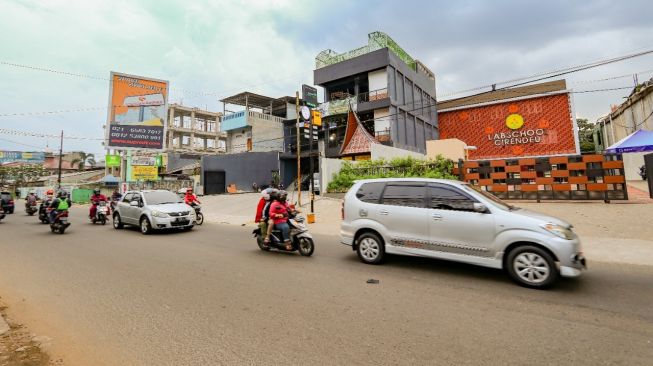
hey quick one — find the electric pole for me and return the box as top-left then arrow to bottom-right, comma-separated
295,91 -> 301,206
57,130 -> 63,189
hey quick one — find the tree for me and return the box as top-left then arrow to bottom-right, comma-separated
0,165 -> 48,187
71,152 -> 96,171
576,118 -> 596,153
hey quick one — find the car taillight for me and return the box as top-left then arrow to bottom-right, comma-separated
9,200 -> 14,204
341,200 -> 345,220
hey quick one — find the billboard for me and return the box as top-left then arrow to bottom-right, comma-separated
438,93 -> 579,160
106,72 -> 169,151
0,151 -> 45,164
131,165 -> 158,181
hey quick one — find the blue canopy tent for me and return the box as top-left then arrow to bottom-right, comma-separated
99,174 -> 120,186
606,129 -> 653,153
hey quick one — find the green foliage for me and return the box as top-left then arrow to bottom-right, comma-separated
576,118 -> 596,153
0,164 -> 48,186
71,152 -> 96,171
327,156 -> 457,192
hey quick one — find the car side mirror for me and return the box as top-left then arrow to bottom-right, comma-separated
473,203 -> 488,213
130,201 -> 140,207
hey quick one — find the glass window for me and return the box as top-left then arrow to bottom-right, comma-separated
381,184 -> 426,208
356,182 -> 385,203
122,193 -> 133,203
143,191 -> 181,205
429,185 -> 477,212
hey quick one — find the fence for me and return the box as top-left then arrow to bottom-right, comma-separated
454,154 -> 628,202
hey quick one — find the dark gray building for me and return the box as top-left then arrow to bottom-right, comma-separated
314,31 -> 438,157
201,151 -> 284,194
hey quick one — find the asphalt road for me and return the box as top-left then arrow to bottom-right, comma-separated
0,206 -> 652,365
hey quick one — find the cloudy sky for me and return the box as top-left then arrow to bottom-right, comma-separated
1,0 -> 652,156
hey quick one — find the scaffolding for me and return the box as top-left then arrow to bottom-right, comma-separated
315,31 -> 416,70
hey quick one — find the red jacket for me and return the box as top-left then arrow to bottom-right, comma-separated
255,198 -> 266,222
184,193 -> 199,205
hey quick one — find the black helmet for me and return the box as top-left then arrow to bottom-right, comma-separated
59,191 -> 68,198
278,190 -> 288,201
94,188 -> 101,195
269,189 -> 280,201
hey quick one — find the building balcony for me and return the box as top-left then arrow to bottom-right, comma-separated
222,110 -> 284,132
317,96 -> 357,117
375,129 -> 393,146
357,88 -> 390,112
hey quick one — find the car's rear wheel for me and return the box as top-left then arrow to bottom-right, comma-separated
140,217 -> 152,235
113,213 -> 124,229
356,232 -> 385,264
507,245 -> 559,289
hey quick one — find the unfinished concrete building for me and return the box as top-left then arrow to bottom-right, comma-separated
166,104 -> 227,154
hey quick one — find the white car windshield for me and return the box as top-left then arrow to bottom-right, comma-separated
143,191 -> 181,205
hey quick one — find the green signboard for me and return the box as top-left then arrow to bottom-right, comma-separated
105,154 -> 121,167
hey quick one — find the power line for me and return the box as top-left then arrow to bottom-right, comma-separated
0,128 -> 105,141
438,48 -> 653,98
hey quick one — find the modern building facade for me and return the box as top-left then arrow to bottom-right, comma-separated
166,104 -> 226,154
313,31 -> 438,158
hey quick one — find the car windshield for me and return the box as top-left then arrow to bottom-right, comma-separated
462,185 -> 517,211
143,191 -> 181,205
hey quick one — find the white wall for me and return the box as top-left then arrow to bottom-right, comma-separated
623,152 -> 649,180
370,143 -> 426,160
320,158 -> 347,193
368,69 -> 387,92
374,108 -> 390,134
426,138 -> 466,162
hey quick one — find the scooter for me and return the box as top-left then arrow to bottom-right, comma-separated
38,201 -> 51,224
191,203 -> 203,226
26,201 -> 38,216
50,209 -> 71,234
91,201 -> 108,225
252,216 -> 315,256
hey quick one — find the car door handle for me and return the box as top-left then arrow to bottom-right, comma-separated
379,209 -> 389,215
431,214 -> 443,221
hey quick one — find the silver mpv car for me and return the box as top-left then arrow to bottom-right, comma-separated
341,178 -> 586,288
113,190 -> 196,234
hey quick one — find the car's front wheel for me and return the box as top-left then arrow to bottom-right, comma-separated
113,213 -> 124,229
140,217 -> 152,235
356,232 -> 385,264
506,245 -> 559,289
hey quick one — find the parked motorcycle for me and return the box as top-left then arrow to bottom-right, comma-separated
38,201 -> 51,224
252,216 -> 315,256
640,165 -> 647,181
91,201 -> 108,225
25,201 -> 38,216
191,203 -> 204,226
50,209 -> 71,234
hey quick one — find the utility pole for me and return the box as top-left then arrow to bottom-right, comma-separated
295,91 -> 301,206
57,130 -> 63,189
309,115 -> 314,214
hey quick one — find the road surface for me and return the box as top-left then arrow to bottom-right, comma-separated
0,206 -> 651,365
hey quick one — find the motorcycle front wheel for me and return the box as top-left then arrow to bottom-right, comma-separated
297,237 -> 314,257
195,212 -> 204,226
256,236 -> 270,251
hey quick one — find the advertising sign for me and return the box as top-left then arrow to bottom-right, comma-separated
105,154 -> 121,167
438,93 -> 579,160
0,151 -> 45,164
106,72 -> 169,151
302,84 -> 318,107
131,165 -> 159,181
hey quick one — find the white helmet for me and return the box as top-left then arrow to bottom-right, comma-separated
261,188 -> 273,201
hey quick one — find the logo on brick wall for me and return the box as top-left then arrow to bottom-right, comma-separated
489,110 -> 546,147
506,113 -> 525,130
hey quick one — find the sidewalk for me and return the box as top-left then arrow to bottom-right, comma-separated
201,193 -> 653,267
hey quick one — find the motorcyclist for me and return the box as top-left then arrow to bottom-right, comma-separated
269,190 -> 292,250
49,190 -> 72,223
26,191 -> 38,208
261,189 -> 279,245
89,188 -> 108,219
184,187 -> 200,207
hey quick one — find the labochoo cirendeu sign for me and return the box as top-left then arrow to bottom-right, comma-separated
106,72 -> 169,151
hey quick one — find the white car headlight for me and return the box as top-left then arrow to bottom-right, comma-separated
541,223 -> 574,240
151,210 -> 168,218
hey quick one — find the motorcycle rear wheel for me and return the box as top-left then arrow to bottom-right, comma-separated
256,236 -> 270,251
195,213 -> 204,226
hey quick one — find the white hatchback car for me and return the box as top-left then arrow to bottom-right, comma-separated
340,178 -> 586,288
113,190 -> 196,234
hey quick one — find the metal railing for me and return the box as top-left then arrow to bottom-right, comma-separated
358,88 -> 389,103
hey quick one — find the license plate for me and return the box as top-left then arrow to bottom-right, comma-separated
60,218 -> 67,222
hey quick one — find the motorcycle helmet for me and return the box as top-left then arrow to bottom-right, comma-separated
268,189 -> 279,201
46,189 -> 54,196
59,190 -> 68,198
261,188 -> 273,201
94,188 -> 101,195
277,190 -> 288,202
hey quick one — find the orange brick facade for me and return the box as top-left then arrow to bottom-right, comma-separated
439,93 -> 578,160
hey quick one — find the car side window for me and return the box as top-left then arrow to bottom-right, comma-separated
132,194 -> 142,204
429,185 -> 477,212
381,184 -> 426,208
122,193 -> 133,203
356,182 -> 385,204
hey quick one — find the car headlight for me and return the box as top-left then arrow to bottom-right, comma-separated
541,223 -> 574,240
151,210 -> 168,218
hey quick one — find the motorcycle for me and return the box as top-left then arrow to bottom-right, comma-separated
38,201 -> 51,224
0,208 -> 5,222
25,201 -> 38,216
252,216 -> 315,256
640,165 -> 647,181
50,209 -> 71,234
91,201 -> 108,225
191,203 -> 204,226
